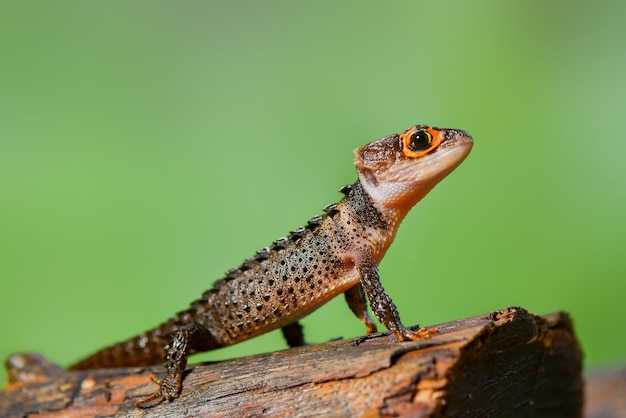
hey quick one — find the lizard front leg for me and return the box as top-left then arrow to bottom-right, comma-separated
344,283 -> 378,334
358,259 -> 434,341
136,322 -> 218,408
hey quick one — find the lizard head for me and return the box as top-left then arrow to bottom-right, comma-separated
354,125 -> 473,220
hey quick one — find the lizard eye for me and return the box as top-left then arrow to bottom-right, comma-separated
400,126 -> 442,158
407,130 -> 432,152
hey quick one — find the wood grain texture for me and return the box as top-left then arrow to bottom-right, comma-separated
1,307 -> 583,417
585,366 -> 626,418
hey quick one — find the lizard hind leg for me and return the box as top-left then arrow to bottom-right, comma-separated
344,283 -> 378,334
281,322 -> 306,347
136,322 -> 218,408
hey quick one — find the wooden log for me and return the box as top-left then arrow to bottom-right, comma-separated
0,307 -> 582,417
585,366 -> 626,418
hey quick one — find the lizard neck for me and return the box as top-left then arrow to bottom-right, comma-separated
356,166 -> 440,228
338,180 -> 401,265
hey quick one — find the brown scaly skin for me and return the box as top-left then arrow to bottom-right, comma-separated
68,125 -> 473,407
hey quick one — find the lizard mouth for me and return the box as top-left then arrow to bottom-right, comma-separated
414,131 -> 473,177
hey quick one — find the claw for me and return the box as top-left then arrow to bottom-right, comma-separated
135,372 -> 182,408
136,388 -> 165,408
397,326 -> 437,342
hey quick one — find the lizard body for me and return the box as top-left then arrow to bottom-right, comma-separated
69,125 -> 473,407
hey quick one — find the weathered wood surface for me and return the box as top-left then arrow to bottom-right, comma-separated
1,307 -> 583,417
585,366 -> 626,418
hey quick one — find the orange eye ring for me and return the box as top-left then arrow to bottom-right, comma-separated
400,126 -> 444,158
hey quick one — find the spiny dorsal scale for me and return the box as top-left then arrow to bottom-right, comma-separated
272,237 -> 288,249
323,203 -> 338,215
241,257 -> 256,271
306,215 -> 324,229
255,247 -> 270,260
338,184 -> 353,196
289,226 -> 306,241
224,268 -> 240,280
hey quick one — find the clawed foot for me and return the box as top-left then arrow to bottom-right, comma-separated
396,326 -> 437,342
135,373 -> 182,408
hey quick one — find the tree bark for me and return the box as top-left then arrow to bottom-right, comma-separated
585,366 -> 626,418
1,307 -> 583,417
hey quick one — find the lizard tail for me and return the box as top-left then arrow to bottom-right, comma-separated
68,322 -> 175,370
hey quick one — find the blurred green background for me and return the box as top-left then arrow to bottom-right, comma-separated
1,2 -> 625,389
